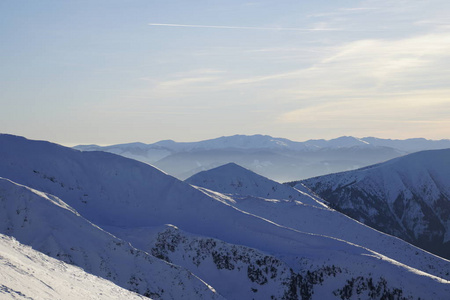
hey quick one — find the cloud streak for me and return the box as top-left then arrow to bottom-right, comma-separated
148,23 -> 342,31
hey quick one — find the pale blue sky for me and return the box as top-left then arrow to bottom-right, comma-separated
1,0 -> 450,145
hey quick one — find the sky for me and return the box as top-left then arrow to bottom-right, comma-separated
1,0 -> 450,146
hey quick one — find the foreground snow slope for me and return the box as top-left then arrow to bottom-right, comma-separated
1,134 -> 450,299
0,177 -> 222,299
186,163 -> 450,280
295,149 -> 450,259
0,233 -> 146,300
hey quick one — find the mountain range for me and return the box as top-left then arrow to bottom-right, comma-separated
1,134 -> 450,299
74,135 -> 450,182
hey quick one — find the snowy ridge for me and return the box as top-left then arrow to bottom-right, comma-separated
304,136 -> 371,148
186,162 -> 450,280
74,135 -> 450,153
1,134 -> 450,299
296,149 -> 450,259
0,177 -> 222,299
153,134 -> 310,151
0,233 -> 146,300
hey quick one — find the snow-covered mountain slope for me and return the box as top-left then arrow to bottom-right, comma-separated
0,177 -> 222,299
185,163 -> 325,208
185,162 -> 450,280
0,233 -> 147,300
0,134 -> 375,254
295,149 -> 450,259
2,134 -> 450,299
0,135 -> 416,263
110,224 -> 450,300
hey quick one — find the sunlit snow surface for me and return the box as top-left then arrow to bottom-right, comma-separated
298,149 -> 450,259
1,134 -> 450,299
186,163 -> 450,280
0,234 -> 146,300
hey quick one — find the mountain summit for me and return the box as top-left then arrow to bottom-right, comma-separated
186,162 -> 324,207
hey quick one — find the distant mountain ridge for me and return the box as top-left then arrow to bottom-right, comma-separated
73,134 -> 450,182
75,134 -> 450,153
2,134 -> 450,299
293,149 -> 450,259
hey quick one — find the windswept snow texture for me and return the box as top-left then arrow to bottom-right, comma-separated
2,134 -> 450,299
186,162 -> 450,281
297,149 -> 450,260
0,177 -> 222,299
0,234 -> 146,300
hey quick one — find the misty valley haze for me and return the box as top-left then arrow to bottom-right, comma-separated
1,133 -> 450,299
75,134 -> 450,182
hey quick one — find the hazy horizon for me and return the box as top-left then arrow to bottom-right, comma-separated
2,1 -> 449,145
3,132 -> 448,148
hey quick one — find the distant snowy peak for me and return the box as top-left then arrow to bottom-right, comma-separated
186,162 -> 325,207
305,136 -> 371,149
154,134 -> 310,151
73,134 -> 450,154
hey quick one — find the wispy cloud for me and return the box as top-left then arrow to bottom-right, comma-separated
221,32 -> 450,88
148,23 -> 342,31
276,89 -> 450,139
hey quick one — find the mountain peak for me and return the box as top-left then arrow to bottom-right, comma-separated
186,162 -> 323,207
205,162 -> 250,173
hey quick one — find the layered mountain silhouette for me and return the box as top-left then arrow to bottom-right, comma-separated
1,134 -> 449,299
74,134 -> 450,182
